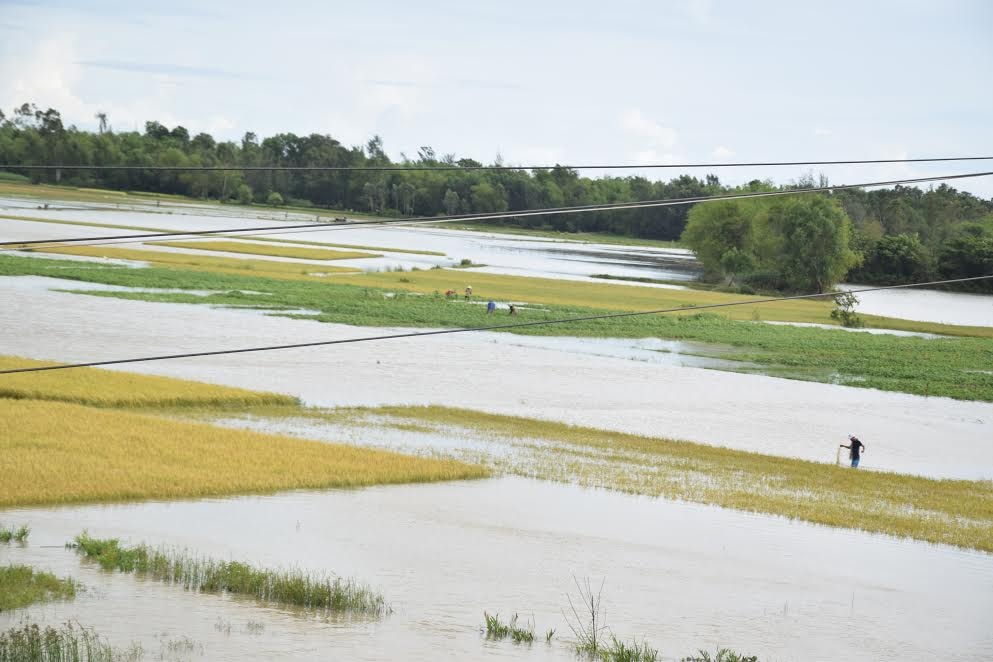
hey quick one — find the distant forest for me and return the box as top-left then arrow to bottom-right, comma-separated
2,103 -> 991,290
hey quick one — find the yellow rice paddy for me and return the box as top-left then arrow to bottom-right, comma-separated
0,356 -> 297,408
148,240 -> 379,261
0,399 -> 487,507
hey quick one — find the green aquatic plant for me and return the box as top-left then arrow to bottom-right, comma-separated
483,612 -> 534,643
73,534 -> 388,615
0,565 -> 78,611
0,623 -> 140,662
0,525 -> 29,544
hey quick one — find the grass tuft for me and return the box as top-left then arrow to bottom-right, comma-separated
483,612 -> 534,643
0,565 -> 77,611
0,525 -> 30,543
0,622 -> 140,662
74,534 -> 388,614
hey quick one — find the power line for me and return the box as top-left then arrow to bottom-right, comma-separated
3,156 -> 993,172
4,170 -> 992,251
1,276 -> 989,376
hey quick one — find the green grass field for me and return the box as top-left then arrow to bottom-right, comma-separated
2,253 -> 991,401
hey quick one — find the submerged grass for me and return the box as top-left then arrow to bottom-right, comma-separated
483,613 -> 535,643
445,222 -> 684,249
0,398 -> 487,507
74,534 -> 387,614
0,623 -> 140,662
335,405 -> 993,552
0,565 -> 78,611
0,355 -> 297,408
148,240 -> 379,261
0,525 -> 30,543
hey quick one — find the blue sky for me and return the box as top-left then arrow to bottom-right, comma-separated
1,0 -> 991,195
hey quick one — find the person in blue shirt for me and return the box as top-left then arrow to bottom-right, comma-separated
486,300 -> 496,314
840,435 -> 866,468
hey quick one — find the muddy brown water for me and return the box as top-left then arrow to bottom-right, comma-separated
2,477 -> 991,662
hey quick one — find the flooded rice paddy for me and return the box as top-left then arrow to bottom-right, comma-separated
2,275 -> 992,480
3,196 -> 993,660
2,477 -> 992,662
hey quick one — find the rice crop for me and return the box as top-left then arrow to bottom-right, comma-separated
243,235 -> 446,256
27,245 -> 361,279
74,534 -> 388,614
351,406 -> 993,552
0,398 -> 488,507
0,355 -> 298,408
0,525 -> 29,543
681,649 -> 758,662
148,240 -> 379,261
0,565 -> 78,611
0,623 -> 140,662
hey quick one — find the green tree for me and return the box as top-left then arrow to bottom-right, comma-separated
854,233 -> 933,284
764,196 -> 859,293
266,191 -> 284,206
681,201 -> 755,281
236,184 -> 253,205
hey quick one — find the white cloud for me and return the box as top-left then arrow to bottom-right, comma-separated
814,127 -> 833,136
620,108 -> 678,149
0,35 -> 88,119
713,145 -> 735,158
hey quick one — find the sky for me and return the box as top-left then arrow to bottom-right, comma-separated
1,0 -> 991,196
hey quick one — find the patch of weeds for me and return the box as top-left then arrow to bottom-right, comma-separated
0,565 -> 78,611
483,612 -> 534,643
0,622 -> 141,661
681,649 -> 758,662
0,525 -> 29,544
74,533 -> 390,615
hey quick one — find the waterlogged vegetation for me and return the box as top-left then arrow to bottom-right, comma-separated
3,254 -> 991,401
0,622 -> 142,662
0,565 -> 78,611
483,613 -> 535,643
148,239 -> 379,261
278,405 -> 993,552
0,398 -> 486,507
73,534 -> 388,614
0,524 -> 29,543
447,222 -> 685,249
0,356 -> 296,408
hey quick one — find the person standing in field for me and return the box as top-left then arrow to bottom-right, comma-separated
465,285 -> 472,300
509,304 -> 518,316
486,300 -> 496,314
840,435 -> 866,468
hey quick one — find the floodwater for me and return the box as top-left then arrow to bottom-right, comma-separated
1,477 -> 991,662
839,283 -> 993,327
1,276 -> 991,480
0,197 -> 701,283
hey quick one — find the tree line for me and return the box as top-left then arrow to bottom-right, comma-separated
1,103 -> 991,292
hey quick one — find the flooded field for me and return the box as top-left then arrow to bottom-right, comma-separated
0,197 -> 701,283
1,275 -> 991,480
3,195 -> 993,661
2,477 -> 991,662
